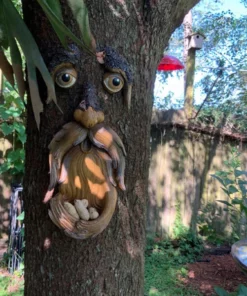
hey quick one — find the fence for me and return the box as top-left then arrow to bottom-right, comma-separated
148,111 -> 247,238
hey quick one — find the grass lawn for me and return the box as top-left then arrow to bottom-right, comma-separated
0,234 -> 204,296
0,268 -> 24,296
145,236 -> 203,296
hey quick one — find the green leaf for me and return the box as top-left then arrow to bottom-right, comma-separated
36,0 -> 95,55
6,106 -> 22,117
14,123 -> 26,145
0,122 -> 14,135
235,170 -> 247,178
14,162 -> 24,172
215,171 -> 229,178
45,0 -> 66,47
13,122 -> 25,134
2,0 -> 60,129
17,133 -> 26,145
216,200 -> 233,207
7,149 -> 24,162
232,198 -> 242,205
222,187 -> 230,196
13,96 -> 25,110
211,174 -> 225,186
214,286 -> 229,296
17,211 -> 24,221
0,162 -> 10,174
8,34 -> 26,97
238,284 -> 247,295
67,0 -> 96,52
238,180 -> 247,185
0,106 -> 10,120
239,184 -> 247,197
228,185 -> 239,194
20,228 -> 24,237
240,204 -> 247,216
224,178 -> 235,186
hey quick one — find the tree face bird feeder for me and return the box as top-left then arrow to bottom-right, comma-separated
157,55 -> 184,71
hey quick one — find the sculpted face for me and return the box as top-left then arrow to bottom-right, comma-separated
46,45 -> 132,240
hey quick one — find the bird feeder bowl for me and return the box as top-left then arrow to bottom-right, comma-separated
157,55 -> 184,71
188,32 -> 205,50
231,239 -> 247,272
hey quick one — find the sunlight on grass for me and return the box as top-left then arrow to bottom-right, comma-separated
144,237 -> 203,296
0,274 -> 24,296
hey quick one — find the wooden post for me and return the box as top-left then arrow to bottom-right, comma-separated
184,48 -> 196,118
183,11 -> 195,119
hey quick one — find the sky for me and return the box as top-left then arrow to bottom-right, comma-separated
154,0 -> 247,108
217,0 -> 247,16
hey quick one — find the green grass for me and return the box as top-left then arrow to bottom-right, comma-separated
1,233 -> 203,296
0,273 -> 24,296
145,237 -> 203,296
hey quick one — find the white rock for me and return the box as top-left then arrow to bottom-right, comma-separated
64,202 -> 79,220
89,207 -> 99,220
74,200 -> 90,220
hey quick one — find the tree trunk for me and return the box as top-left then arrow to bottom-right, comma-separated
22,1 -> 200,295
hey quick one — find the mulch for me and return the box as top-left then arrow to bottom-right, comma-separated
185,254 -> 247,295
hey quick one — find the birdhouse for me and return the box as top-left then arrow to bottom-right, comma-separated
188,32 -> 205,50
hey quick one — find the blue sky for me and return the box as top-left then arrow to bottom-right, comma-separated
214,0 -> 247,16
154,0 -> 247,108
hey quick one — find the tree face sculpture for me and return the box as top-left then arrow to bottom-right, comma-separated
46,47 -> 132,239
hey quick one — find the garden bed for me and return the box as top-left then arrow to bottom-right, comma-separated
185,254 -> 247,295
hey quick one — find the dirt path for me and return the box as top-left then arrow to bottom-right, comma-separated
185,254 -> 247,295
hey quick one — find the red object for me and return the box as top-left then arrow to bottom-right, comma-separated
157,55 -> 184,71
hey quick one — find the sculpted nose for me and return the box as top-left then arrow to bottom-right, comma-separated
73,83 -> 105,129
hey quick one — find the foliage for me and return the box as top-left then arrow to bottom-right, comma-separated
197,203 -> 229,246
176,231 -> 204,263
0,273 -> 24,296
0,0 -> 58,128
172,203 -> 204,262
154,70 -> 184,110
0,82 -> 25,176
211,148 -> 247,240
214,284 -> 247,296
36,0 -> 95,54
0,0 -> 95,128
145,236 -> 203,296
172,202 -> 188,239
154,0 -> 247,135
241,0 -> 247,7
192,9 -> 247,132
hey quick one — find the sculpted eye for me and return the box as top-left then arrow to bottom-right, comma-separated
53,66 -> 77,88
103,73 -> 124,94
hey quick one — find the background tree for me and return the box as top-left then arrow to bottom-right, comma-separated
155,0 -> 247,135
20,1 -> 200,295
194,10 -> 247,131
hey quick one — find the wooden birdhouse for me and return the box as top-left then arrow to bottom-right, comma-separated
188,32 -> 205,50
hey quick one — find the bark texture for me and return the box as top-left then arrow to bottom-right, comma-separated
22,0 -> 200,295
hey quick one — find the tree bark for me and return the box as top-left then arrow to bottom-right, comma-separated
22,0 -> 200,295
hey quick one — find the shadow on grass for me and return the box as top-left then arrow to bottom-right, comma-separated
0,273 -> 24,296
145,237 -> 203,296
